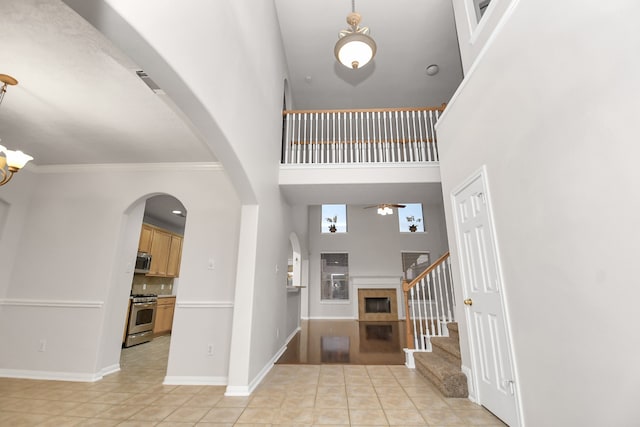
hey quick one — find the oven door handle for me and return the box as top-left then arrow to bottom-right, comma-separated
134,302 -> 156,309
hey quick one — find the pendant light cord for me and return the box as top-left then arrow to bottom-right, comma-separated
352,0 -> 356,13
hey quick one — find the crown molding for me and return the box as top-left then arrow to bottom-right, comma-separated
28,162 -> 224,174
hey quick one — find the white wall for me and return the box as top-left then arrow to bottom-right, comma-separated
451,0 -> 516,73
307,202 -> 449,319
0,164 -> 241,381
75,0 -> 297,392
438,0 -> 640,425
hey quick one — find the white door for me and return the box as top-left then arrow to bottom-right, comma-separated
452,169 -> 518,426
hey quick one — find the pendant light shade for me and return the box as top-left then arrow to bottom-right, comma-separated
334,6 -> 376,70
335,33 -> 376,69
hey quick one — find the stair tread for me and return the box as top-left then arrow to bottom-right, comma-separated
430,336 -> 462,360
447,322 -> 459,333
413,351 -> 468,398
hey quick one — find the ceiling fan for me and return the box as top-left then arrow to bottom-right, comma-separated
364,203 -> 406,215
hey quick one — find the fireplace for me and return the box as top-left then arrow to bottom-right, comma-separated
358,288 -> 398,321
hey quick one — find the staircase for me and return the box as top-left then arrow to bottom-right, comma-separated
413,322 -> 468,398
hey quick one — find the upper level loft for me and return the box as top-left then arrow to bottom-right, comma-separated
279,105 -> 446,206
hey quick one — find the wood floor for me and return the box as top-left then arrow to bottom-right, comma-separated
277,320 -> 407,365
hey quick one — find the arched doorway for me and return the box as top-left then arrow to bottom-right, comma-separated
119,193 -> 187,379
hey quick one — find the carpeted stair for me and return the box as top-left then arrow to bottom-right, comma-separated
413,322 -> 468,398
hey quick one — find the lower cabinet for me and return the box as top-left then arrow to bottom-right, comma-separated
153,297 -> 176,335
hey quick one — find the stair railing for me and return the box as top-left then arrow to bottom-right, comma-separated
281,105 -> 446,165
402,251 -> 456,350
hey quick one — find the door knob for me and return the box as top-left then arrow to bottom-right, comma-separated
463,298 -> 473,306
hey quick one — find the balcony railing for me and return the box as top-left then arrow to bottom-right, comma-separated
282,105 -> 446,165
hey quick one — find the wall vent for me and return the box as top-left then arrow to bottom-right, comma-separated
136,70 -> 163,94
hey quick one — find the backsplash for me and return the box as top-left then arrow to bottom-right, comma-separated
131,274 -> 174,296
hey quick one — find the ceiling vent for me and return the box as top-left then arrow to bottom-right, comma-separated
136,70 -> 164,94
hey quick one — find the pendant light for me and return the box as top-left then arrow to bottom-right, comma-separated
334,0 -> 377,70
0,74 -> 34,186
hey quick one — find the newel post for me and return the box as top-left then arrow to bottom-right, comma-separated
402,279 -> 414,350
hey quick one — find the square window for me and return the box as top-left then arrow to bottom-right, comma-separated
402,252 -> 431,281
398,203 -> 425,233
322,204 -> 347,233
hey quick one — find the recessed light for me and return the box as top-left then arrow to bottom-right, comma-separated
426,64 -> 439,76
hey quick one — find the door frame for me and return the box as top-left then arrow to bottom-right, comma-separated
450,165 -> 523,426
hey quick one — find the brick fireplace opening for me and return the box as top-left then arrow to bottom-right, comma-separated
358,288 -> 398,321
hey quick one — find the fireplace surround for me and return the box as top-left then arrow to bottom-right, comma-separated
358,288 -> 398,321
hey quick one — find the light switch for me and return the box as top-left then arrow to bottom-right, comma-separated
207,258 -> 215,270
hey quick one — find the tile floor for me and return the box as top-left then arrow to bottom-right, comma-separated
0,335 -> 506,426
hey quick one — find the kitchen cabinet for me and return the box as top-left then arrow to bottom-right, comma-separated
167,234 -> 182,277
138,224 -> 183,278
138,224 -> 153,253
153,296 -> 176,335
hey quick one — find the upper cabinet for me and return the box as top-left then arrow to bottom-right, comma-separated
138,223 -> 183,278
138,224 -> 153,253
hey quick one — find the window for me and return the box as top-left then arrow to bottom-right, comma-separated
321,204 -> 347,233
321,253 -> 349,300
402,252 -> 431,281
474,0 -> 492,22
398,203 -> 425,233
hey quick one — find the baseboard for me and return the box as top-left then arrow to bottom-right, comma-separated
461,364 -> 478,403
305,316 -> 356,320
163,376 -> 228,386
0,368 -> 103,382
224,330 -> 297,397
99,364 -> 120,378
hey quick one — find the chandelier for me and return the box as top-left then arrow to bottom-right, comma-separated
0,74 -> 33,187
334,0 -> 377,70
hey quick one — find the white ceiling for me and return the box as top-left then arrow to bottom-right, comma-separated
274,0 -> 463,110
0,0 -> 462,219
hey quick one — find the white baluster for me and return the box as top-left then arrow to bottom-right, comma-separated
377,111 -> 383,162
332,112 -> 337,164
410,287 -> 419,349
366,112 -> 371,163
426,271 -> 440,335
400,111 -> 407,161
418,110 -> 426,162
296,113 -> 302,163
283,113 -> 291,164
436,264 -> 447,330
411,111 -> 418,162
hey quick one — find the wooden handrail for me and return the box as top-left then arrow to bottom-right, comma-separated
403,251 -> 450,293
283,104 -> 447,116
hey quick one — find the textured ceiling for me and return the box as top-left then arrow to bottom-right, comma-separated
1,0 -> 462,218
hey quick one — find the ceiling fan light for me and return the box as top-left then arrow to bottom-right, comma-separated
335,33 -> 376,70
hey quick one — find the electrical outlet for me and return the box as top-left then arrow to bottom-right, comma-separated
38,339 -> 46,352
143,283 -> 147,290
161,284 -> 165,290
276,328 -> 280,338
207,344 -> 214,356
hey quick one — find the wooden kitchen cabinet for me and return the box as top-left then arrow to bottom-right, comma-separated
148,229 -> 172,276
153,297 -> 176,335
138,223 -> 183,278
138,224 -> 153,253
166,234 -> 182,277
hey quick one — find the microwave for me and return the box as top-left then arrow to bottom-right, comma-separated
134,252 -> 152,273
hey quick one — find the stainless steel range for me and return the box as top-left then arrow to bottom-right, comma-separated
124,294 -> 157,347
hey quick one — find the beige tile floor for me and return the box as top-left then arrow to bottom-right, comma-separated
0,335 -> 506,426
